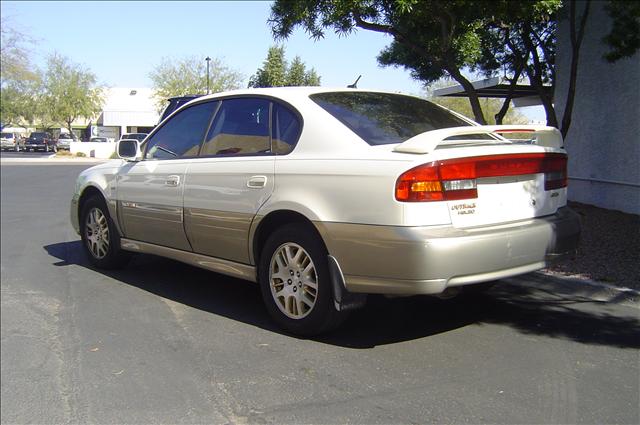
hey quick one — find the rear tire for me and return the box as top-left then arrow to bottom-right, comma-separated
258,223 -> 348,336
80,196 -> 130,269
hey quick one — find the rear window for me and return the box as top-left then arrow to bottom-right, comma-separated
1,133 -> 14,139
31,132 -> 47,138
310,92 -> 478,146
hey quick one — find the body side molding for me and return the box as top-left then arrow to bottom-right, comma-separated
120,238 -> 257,282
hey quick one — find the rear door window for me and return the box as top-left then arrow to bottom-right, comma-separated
200,98 -> 271,157
271,103 -> 301,155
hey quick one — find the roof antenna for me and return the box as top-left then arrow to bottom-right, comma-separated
347,75 -> 361,88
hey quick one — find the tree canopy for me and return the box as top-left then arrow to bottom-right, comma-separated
270,0 -> 640,137
0,17 -> 40,129
149,56 -> 243,110
41,54 -> 104,134
248,45 -> 321,88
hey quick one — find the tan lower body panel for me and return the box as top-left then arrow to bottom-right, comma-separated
120,238 -> 257,282
184,208 -> 253,264
314,207 -> 580,295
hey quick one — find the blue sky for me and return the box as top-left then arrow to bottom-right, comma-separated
2,0 -> 544,120
2,1 -> 426,92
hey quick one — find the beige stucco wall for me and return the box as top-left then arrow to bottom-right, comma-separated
554,1 -> 640,214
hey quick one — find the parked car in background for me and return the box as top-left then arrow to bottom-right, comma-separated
119,133 -> 148,142
1,132 -> 23,151
70,87 -> 580,335
88,137 -> 109,143
159,95 -> 202,123
25,132 -> 56,152
56,133 -> 77,150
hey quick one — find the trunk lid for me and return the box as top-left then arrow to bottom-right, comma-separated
393,126 -> 568,229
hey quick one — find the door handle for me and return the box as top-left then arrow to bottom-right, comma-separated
165,175 -> 180,187
247,175 -> 267,189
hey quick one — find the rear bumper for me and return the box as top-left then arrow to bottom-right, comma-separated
316,207 -> 580,295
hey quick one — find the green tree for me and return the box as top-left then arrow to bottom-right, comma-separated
41,54 -> 104,135
270,0 -> 503,123
150,56 -> 243,110
248,46 -> 321,87
249,46 -> 288,88
269,0 -> 639,136
304,67 -> 321,85
0,78 -> 43,129
286,56 -> 307,86
0,17 -> 41,129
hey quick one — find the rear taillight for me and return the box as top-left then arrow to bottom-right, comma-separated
395,153 -> 567,202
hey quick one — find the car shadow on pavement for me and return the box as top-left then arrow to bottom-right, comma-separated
45,241 -> 640,349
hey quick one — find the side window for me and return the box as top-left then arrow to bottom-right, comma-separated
272,104 -> 301,155
145,101 -> 218,160
200,98 -> 271,157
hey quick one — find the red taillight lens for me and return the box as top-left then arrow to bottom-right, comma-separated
395,153 -> 567,202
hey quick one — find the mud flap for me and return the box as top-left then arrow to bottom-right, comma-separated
328,255 -> 367,312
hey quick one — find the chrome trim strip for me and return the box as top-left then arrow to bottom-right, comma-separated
120,238 -> 257,282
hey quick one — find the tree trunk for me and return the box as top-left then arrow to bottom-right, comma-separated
495,69 -> 522,124
561,0 -> 591,139
447,67 -> 487,124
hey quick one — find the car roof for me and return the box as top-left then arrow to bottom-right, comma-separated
195,86 -> 403,103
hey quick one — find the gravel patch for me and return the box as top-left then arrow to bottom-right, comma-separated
546,202 -> 640,291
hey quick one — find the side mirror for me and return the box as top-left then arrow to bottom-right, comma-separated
117,139 -> 142,161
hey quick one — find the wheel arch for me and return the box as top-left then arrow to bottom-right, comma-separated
250,209 -> 327,266
77,184 -> 123,236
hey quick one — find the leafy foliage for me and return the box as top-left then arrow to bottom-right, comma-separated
602,0 -> 640,62
41,54 -> 104,134
0,17 -> 40,128
249,46 -> 287,87
248,45 -> 321,87
269,0 -> 639,136
150,56 -> 243,110
0,17 -> 36,84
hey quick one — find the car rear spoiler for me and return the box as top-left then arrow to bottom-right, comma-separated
392,125 -> 563,154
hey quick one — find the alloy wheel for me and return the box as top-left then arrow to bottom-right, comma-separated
269,242 -> 318,319
85,207 -> 110,259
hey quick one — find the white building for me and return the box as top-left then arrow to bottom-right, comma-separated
92,87 -> 160,140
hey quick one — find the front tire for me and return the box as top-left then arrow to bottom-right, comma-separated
80,196 -> 129,269
258,223 -> 348,336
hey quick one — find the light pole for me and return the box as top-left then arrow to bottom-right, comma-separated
205,56 -> 211,94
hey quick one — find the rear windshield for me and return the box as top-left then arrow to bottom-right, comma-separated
59,134 -> 71,139
30,133 -> 47,139
310,92 -> 479,146
1,133 -> 14,139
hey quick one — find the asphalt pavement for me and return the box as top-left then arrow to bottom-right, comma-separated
1,162 -> 638,424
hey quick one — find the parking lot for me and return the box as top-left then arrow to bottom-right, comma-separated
1,162 -> 638,424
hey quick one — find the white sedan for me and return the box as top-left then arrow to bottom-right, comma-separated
70,87 -> 580,335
